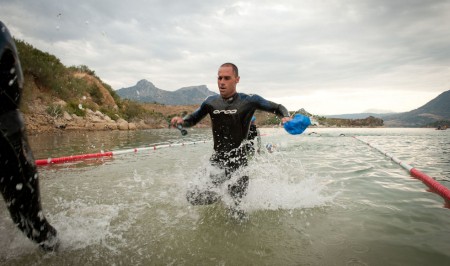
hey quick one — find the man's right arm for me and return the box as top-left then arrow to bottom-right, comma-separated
171,101 -> 209,127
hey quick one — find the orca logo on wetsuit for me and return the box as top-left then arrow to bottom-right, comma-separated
213,109 -> 237,114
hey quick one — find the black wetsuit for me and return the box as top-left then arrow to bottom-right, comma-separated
0,21 -> 58,251
184,93 -> 288,165
248,124 -> 258,140
183,92 -> 289,206
247,124 -> 260,155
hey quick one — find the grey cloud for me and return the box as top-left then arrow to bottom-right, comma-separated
1,0 -> 448,113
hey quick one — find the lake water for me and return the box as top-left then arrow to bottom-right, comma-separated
1,127 -> 449,265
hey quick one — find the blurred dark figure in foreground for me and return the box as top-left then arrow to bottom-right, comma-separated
0,21 -> 59,251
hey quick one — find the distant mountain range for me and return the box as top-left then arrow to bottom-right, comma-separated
116,79 -> 217,105
325,90 -> 450,127
382,90 -> 450,127
325,112 -> 394,119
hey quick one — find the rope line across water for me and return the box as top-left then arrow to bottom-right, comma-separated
353,136 -> 450,206
35,140 -> 211,166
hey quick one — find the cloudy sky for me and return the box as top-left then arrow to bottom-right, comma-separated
1,0 -> 449,115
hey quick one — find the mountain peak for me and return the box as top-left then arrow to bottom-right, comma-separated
136,79 -> 156,88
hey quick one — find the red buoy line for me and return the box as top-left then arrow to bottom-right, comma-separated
35,140 -> 211,166
353,136 -> 450,206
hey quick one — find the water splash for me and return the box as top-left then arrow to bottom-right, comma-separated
47,198 -> 129,252
184,150 -> 335,213
242,152 -> 335,211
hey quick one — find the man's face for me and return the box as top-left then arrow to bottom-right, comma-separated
217,66 -> 239,99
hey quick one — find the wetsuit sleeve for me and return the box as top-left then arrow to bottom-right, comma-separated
253,94 -> 290,117
182,101 -> 209,127
274,103 -> 290,117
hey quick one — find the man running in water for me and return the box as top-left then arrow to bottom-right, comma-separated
0,21 -> 59,251
171,63 -> 291,215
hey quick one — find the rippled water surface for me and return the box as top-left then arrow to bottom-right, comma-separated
1,128 -> 449,265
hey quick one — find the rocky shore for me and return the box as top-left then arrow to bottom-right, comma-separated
22,98 -> 205,134
24,108 -> 142,133
23,97 -> 161,134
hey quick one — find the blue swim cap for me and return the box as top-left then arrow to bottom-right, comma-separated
251,116 -> 256,122
284,114 -> 311,135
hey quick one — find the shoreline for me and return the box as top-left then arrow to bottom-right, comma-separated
25,125 -> 440,136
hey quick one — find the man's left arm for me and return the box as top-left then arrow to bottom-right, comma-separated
252,94 -> 291,123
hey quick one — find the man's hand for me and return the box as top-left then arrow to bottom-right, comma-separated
281,117 -> 292,124
171,116 -> 184,127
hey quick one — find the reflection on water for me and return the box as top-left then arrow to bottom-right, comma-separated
1,128 -> 450,265
27,128 -> 211,159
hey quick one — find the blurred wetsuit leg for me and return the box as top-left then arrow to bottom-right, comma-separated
0,111 -> 59,251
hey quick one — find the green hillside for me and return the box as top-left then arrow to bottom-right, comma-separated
15,39 -> 158,123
